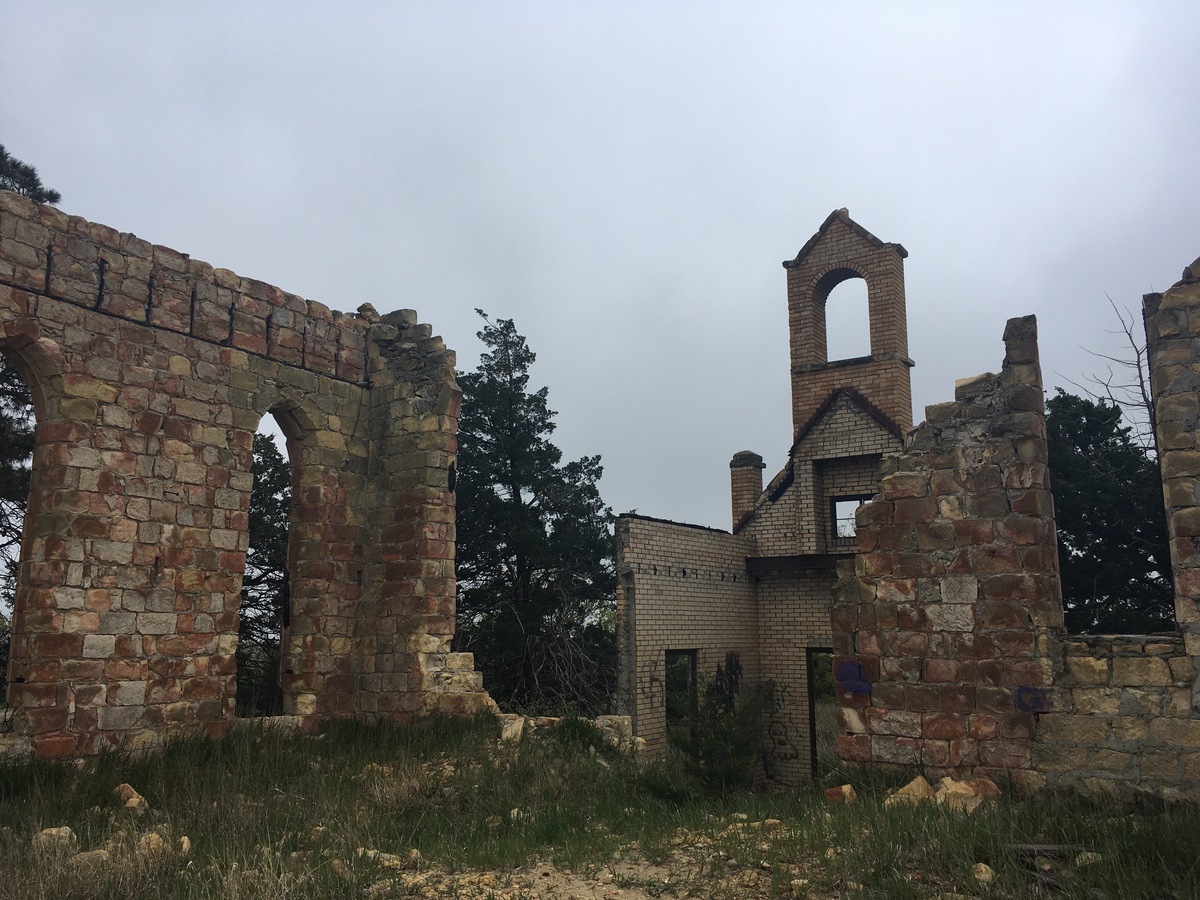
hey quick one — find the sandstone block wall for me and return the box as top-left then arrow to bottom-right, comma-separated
833,317 -> 1061,785
0,191 -> 492,758
826,285 -> 1200,799
1144,259 -> 1200,657
1035,635 -> 1200,796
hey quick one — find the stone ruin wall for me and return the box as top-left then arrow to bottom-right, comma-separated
833,316 -> 1061,787
837,261 -> 1200,797
0,190 -> 494,758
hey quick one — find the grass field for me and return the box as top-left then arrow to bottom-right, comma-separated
2,715 -> 1199,898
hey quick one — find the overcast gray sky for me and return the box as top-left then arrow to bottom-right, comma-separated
4,2 -> 1198,530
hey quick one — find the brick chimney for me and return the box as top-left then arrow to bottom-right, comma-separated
730,451 -> 765,529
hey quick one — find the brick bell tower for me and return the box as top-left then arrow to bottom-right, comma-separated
784,208 -> 914,435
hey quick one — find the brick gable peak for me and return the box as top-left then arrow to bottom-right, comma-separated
792,387 -> 904,448
782,208 -> 909,270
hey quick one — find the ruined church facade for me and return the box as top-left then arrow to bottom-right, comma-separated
0,190 -> 494,759
620,209 -> 1200,797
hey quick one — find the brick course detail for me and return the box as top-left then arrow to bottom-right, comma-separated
0,190 -> 494,758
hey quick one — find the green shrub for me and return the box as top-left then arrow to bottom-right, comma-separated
671,652 -> 774,792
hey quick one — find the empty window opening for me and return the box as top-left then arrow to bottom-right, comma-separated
806,649 -> 837,778
832,496 -> 871,539
664,649 -> 697,749
824,277 -> 870,361
236,429 -> 293,717
0,354 -> 35,720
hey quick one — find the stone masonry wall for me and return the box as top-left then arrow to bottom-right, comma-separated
832,291 -> 1200,798
833,316 -> 1061,786
0,191 -> 492,758
1018,255 -> 1200,798
1034,635 -> 1200,797
1144,258 -> 1200,658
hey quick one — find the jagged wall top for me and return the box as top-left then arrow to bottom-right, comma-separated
0,190 -> 449,386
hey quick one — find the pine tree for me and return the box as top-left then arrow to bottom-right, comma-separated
236,433 -> 292,716
0,145 -> 61,205
0,343 -> 37,710
1046,388 -> 1173,633
454,311 -> 615,715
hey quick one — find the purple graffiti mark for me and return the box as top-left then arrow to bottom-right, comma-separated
1013,686 -> 1051,713
835,660 -> 870,698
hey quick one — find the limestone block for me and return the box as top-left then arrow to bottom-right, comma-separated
1181,752 -> 1200,779
1149,718 -> 1200,748
840,708 -> 867,734
1039,714 -> 1110,746
1140,751 -> 1180,780
1169,656 -> 1197,682
1087,749 -> 1133,774
870,735 -> 921,765
1112,657 -> 1172,687
1071,688 -> 1121,715
98,706 -> 143,731
940,576 -> 978,604
1033,744 -> 1087,772
1167,688 -> 1192,717
926,602 -> 974,632
866,708 -> 922,738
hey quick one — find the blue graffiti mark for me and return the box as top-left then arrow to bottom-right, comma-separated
1013,685 -> 1051,713
835,660 -> 871,698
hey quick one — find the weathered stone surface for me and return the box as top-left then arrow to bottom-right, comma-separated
884,775 -> 934,807
1112,657 -> 1172,687
823,784 -> 857,804
32,826 -> 77,854
0,190 -> 492,757
1064,655 -> 1109,686
833,317 -> 1061,784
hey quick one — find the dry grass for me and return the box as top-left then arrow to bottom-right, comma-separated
2,716 -> 1200,898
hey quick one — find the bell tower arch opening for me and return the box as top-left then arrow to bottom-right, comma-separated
784,208 -> 914,435
817,268 -> 871,363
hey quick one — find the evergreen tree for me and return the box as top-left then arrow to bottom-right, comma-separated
0,143 -> 56,699
236,433 -> 292,717
454,311 -> 615,715
0,145 -> 61,205
1046,388 -> 1173,633
0,360 -> 35,707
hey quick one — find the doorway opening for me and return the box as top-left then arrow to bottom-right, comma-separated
807,648 -> 838,778
664,649 -> 697,749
